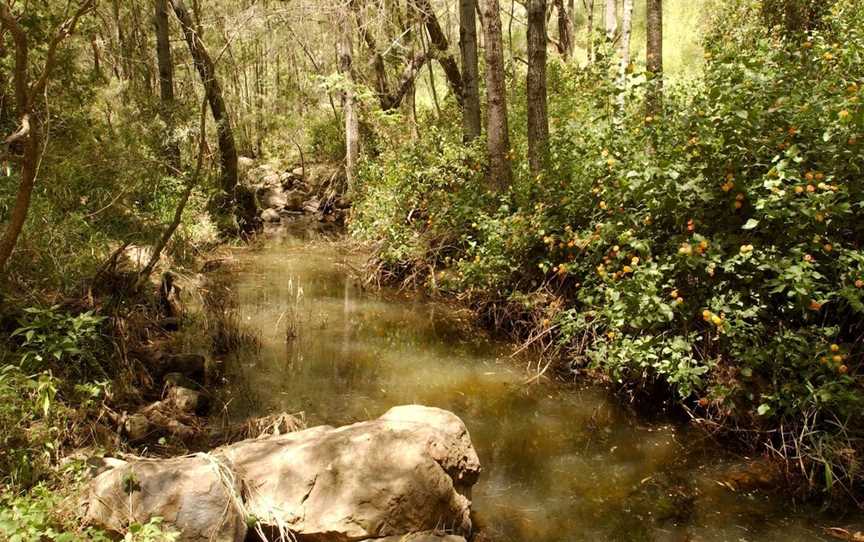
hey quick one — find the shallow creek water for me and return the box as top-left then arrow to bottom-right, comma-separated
214,230 -> 859,541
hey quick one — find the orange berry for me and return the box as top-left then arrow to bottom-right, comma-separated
839,365 -> 849,374
856,279 -> 864,288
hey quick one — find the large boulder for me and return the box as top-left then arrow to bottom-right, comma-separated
84,405 -> 480,542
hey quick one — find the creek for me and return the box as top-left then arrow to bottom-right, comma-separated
209,229 -> 859,541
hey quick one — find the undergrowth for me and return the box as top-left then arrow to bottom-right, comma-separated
351,0 -> 864,501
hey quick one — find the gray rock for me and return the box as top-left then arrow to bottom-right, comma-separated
284,189 -> 306,212
163,372 -> 199,390
261,208 -> 281,223
167,386 -> 205,414
237,156 -> 255,173
257,184 -> 287,209
85,405 -> 480,542
85,455 -> 246,542
123,414 -> 151,443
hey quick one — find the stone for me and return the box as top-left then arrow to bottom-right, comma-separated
167,386 -> 206,414
163,372 -> 199,390
84,454 -> 247,542
85,405 -> 480,542
238,156 -> 255,173
123,413 -> 151,443
292,166 -> 304,178
261,208 -> 281,223
257,185 -> 287,209
284,190 -> 307,212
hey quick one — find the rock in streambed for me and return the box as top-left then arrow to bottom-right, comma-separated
84,405 -> 479,542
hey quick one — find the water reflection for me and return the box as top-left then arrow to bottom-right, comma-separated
217,234 -> 854,542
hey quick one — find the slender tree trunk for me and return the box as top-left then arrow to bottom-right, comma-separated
646,0 -> 663,116
170,0 -> 257,233
584,0 -> 595,62
527,0 -> 549,178
480,0 -> 512,190
154,0 -> 180,172
0,116 -> 39,273
619,0 -> 632,73
604,0 -> 617,42
553,0 -> 573,60
459,0 -> 481,141
337,7 -> 359,199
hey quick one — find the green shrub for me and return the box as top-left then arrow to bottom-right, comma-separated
352,0 -> 864,495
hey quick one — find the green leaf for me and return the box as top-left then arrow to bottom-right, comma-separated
742,219 -> 759,230
757,403 -> 772,416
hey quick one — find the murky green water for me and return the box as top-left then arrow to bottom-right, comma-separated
216,231 -> 859,541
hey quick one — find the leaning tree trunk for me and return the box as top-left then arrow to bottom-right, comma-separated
527,0 -> 549,178
170,0 -> 257,234
338,7 -> 360,199
480,0 -> 512,191
645,0 -> 663,117
154,0 -> 180,172
414,0 -> 463,104
459,0 -> 481,141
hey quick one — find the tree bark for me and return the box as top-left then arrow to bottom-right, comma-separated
480,0 -> 512,190
338,7 -> 360,198
459,0 -> 481,141
0,2 -> 92,272
645,0 -> 663,117
527,0 -> 549,178
170,0 -> 257,233
553,0 -> 573,59
583,0 -> 595,62
414,0 -> 463,104
619,0 -> 633,72
155,0 -> 180,172
604,0 -> 617,42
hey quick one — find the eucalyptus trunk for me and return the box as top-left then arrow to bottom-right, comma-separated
154,0 -> 180,172
527,0 -> 549,178
338,8 -> 359,199
480,0 -> 512,190
646,0 -> 663,116
170,0 -> 257,233
459,0 -> 481,141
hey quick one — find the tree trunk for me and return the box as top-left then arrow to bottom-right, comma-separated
414,0 -> 463,104
619,0 -> 632,72
480,0 -> 512,191
0,115 -> 39,273
553,0 -> 573,60
604,0 -> 617,42
527,0 -> 548,178
584,0 -> 595,62
0,2 -> 92,272
170,0 -> 257,234
645,0 -> 663,116
459,0 -> 481,141
154,0 -> 180,172
338,8 -> 359,199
